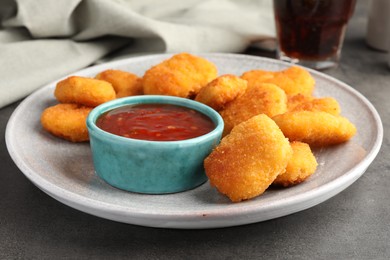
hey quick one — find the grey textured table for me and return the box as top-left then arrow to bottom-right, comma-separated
1,1 -> 389,259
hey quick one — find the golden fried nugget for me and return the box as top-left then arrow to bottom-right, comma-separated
142,53 -> 218,98
273,111 -> 357,147
55,76 -> 116,107
273,141 -> 318,187
220,83 -> 287,136
96,69 -> 143,98
195,74 -> 247,111
240,69 -> 274,84
41,103 -> 92,142
204,114 -> 292,202
286,93 -> 312,111
282,66 -> 315,94
288,94 -> 341,115
241,66 -> 315,95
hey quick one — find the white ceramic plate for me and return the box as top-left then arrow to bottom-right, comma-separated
6,53 -> 383,229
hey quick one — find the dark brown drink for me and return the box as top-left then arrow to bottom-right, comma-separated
274,0 -> 356,68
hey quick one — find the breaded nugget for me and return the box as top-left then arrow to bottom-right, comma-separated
282,66 -> 315,94
142,53 -> 218,98
272,111 -> 357,146
204,114 -> 292,202
273,141 -> 318,187
96,69 -> 143,98
55,76 -> 116,107
286,93 -> 312,111
220,83 -> 287,136
41,103 -> 92,142
288,94 -> 341,115
195,74 -> 247,111
241,69 -> 274,82
241,66 -> 315,95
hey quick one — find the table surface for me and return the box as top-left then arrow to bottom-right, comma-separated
1,1 -> 389,259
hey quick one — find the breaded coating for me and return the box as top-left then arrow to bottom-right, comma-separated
220,83 -> 287,136
273,111 -> 357,147
288,94 -> 341,115
287,93 -> 312,111
241,69 -> 274,82
195,74 -> 247,111
41,103 -> 92,142
283,66 -> 315,94
142,53 -> 218,98
96,69 -> 143,98
273,141 -> 318,187
55,76 -> 116,107
241,66 -> 315,96
204,114 -> 292,202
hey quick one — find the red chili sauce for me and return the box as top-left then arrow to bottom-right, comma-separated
96,104 -> 215,141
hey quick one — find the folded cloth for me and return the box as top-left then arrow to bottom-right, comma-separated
0,0 -> 275,108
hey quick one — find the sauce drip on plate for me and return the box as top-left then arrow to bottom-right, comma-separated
96,104 -> 215,141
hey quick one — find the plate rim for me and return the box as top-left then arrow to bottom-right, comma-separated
5,53 -> 384,229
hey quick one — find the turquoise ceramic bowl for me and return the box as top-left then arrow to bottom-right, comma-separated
87,95 -> 224,194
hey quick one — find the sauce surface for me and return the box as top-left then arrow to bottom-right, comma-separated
96,104 -> 215,141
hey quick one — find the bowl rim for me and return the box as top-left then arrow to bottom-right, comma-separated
86,95 -> 224,145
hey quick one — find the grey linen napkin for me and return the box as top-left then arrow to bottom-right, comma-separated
0,0 -> 275,108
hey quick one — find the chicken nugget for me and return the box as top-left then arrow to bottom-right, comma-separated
282,66 -> 315,95
55,76 -> 116,107
41,103 -> 92,142
142,53 -> 218,98
272,111 -> 357,147
286,93 -> 312,111
204,114 -> 292,202
195,74 -> 247,111
273,141 -> 318,187
220,83 -> 287,136
96,69 -> 143,98
241,66 -> 315,95
288,94 -> 341,115
240,69 -> 274,83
